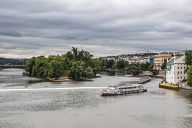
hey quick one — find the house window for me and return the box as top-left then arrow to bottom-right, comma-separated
180,71 -> 182,74
180,77 -> 182,79
178,71 -> 179,74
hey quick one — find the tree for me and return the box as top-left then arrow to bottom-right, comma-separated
25,57 -> 36,76
83,66 -> 94,78
116,60 -> 127,69
72,47 -> 78,60
106,59 -> 115,68
148,64 -> 154,71
48,60 -> 64,79
187,66 -> 192,85
128,64 -> 140,70
25,56 -> 48,77
90,59 -> 102,76
69,61 -> 85,80
140,64 -> 146,70
185,51 -> 192,81
185,50 -> 192,66
161,59 -> 167,70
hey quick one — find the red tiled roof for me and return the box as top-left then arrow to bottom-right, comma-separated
155,54 -> 173,58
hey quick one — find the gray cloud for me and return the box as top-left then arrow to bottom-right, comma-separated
0,0 -> 192,58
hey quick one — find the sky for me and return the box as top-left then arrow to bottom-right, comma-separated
0,0 -> 192,58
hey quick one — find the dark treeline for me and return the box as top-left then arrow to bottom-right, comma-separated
101,59 -> 153,71
25,47 -> 102,81
0,58 -> 27,65
185,50 -> 192,85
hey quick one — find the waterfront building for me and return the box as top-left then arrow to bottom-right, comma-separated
99,56 -> 117,61
117,56 -> 129,62
166,55 -> 187,84
149,56 -> 154,65
128,56 -> 153,64
140,57 -> 149,64
153,53 -> 173,70
129,56 -> 143,64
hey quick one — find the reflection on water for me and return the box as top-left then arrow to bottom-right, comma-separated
0,69 -> 192,128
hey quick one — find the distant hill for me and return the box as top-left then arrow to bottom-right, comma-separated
0,58 -> 28,65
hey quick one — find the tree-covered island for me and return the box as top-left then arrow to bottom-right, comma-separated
25,47 -> 102,81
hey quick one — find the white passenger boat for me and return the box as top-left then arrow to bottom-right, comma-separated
101,82 -> 147,96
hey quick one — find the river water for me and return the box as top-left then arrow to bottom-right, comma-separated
0,69 -> 192,128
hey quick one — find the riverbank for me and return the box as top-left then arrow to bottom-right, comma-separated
180,84 -> 192,90
27,76 -> 99,83
46,77 -> 72,82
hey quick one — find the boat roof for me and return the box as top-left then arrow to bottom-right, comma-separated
109,83 -> 142,88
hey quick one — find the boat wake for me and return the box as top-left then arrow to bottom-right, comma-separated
0,87 -> 107,92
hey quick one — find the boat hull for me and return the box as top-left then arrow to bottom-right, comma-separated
159,83 -> 179,91
101,89 -> 147,96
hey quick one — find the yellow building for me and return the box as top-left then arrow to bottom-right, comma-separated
153,53 -> 173,70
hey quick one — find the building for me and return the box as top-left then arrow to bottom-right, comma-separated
149,56 -> 154,65
129,56 -> 143,64
99,56 -> 117,61
118,56 -> 130,62
166,55 -> 187,84
153,53 -> 173,70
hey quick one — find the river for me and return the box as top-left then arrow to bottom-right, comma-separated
0,68 -> 192,128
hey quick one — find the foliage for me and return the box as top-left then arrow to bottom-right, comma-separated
185,50 -> 192,85
25,47 -> 102,80
106,59 -> 115,68
84,66 -> 94,79
101,59 -> 153,71
187,66 -> 192,85
69,61 -> 85,80
91,59 -> 102,75
48,56 -> 65,79
0,58 -> 27,65
185,50 -> 192,66
116,60 -> 127,69
161,59 -> 167,70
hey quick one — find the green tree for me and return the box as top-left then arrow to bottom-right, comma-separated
187,66 -> 192,85
91,59 -> 102,76
127,64 -> 140,70
25,57 -> 36,76
48,60 -> 64,79
69,61 -> 85,80
72,47 -> 78,60
185,50 -> 192,66
161,59 -> 167,70
106,59 -> 115,68
26,56 -> 48,77
140,64 -> 146,70
83,66 -> 94,78
116,60 -> 127,69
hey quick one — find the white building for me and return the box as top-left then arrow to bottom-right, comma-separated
166,55 -> 187,84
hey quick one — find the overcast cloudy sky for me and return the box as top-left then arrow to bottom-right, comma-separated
0,0 -> 192,58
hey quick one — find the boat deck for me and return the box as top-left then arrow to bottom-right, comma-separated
101,77 -> 150,96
